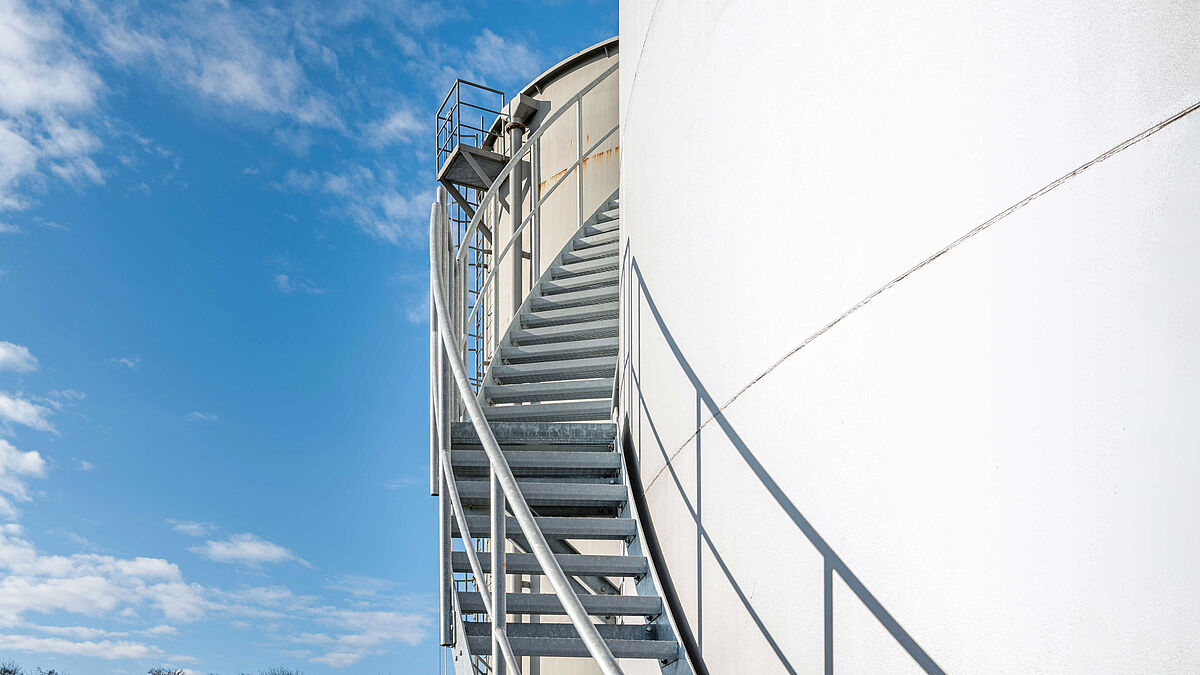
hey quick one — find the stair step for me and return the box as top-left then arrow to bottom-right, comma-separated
561,242 -> 618,264
453,515 -> 636,540
459,592 -> 661,617
484,378 -> 613,404
451,422 -> 615,448
596,207 -> 620,223
463,622 -> 674,659
529,285 -> 618,311
483,399 -> 611,422
552,256 -> 619,279
492,356 -> 615,384
466,634 -> 678,660
539,269 -> 618,295
451,449 -> 620,478
521,302 -> 618,329
500,337 -> 618,364
456,480 -> 625,508
574,229 -> 619,249
452,551 -> 647,576
583,219 -> 619,237
509,319 -> 618,346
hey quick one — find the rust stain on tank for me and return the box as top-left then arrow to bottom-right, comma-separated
536,146 -> 621,189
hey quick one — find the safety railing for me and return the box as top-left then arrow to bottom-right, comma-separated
431,61 -> 622,675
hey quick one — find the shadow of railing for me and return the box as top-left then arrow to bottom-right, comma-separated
621,253 -> 946,675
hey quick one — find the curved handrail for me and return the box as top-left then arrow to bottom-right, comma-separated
430,201 -> 624,674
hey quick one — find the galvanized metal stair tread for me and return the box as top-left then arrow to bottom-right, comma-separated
465,636 -> 678,660
481,399 -> 611,422
529,285 -> 619,311
491,356 -> 615,384
499,337 -> 618,363
561,242 -> 618,264
452,515 -> 636,540
450,449 -> 620,476
539,269 -> 618,295
574,229 -> 619,249
521,302 -> 619,328
552,256 -> 620,279
456,479 -> 626,507
463,622 -> 677,660
452,551 -> 647,576
450,421 -> 615,446
583,220 -> 619,237
459,592 -> 661,616
465,632 -> 675,660
508,319 -> 618,345
484,378 -> 614,403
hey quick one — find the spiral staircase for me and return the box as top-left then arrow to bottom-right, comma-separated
443,196 -> 692,673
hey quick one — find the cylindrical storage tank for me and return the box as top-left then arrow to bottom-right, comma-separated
480,38 -> 619,349
618,2 -> 1200,673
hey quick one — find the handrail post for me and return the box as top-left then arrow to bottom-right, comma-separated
490,463 -> 507,674
507,121 -> 527,319
434,188 -> 453,647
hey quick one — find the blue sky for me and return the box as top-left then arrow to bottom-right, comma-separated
0,1 -> 615,672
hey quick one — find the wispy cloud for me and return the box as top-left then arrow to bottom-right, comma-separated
0,439 -> 46,519
466,29 -> 541,84
0,342 -> 38,373
0,0 -> 105,212
0,632 -> 159,659
273,273 -> 327,295
190,533 -> 309,569
184,411 -> 219,423
0,392 -> 54,432
274,165 -> 430,245
76,459 -> 95,472
364,103 -> 422,148
107,354 -> 141,369
166,519 -> 216,537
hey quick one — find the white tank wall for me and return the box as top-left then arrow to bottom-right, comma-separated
618,1 -> 1200,673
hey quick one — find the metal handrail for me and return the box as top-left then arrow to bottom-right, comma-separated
430,199 -> 623,674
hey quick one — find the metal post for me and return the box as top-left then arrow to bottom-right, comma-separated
531,139 -> 540,285
434,189 -> 453,647
529,575 -> 541,675
507,121 -> 527,318
490,464 -> 507,674
576,100 -> 583,231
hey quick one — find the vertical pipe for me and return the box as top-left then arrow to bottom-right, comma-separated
507,122 -> 526,318
490,464 -> 507,675
434,189 -> 453,647
531,139 -> 540,285
576,100 -> 583,232
529,575 -> 541,675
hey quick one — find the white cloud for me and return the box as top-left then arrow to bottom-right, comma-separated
467,29 -> 541,84
184,411 -> 218,422
166,519 -> 215,537
0,439 -> 45,519
190,533 -> 308,568
77,459 -> 94,472
0,391 -> 54,432
273,273 -> 327,295
274,166 -> 430,245
0,223 -> 20,233
0,341 -> 37,372
84,1 -> 341,129
0,0 -> 105,211
0,632 -> 158,659
365,104 -> 422,148
107,355 -> 141,369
